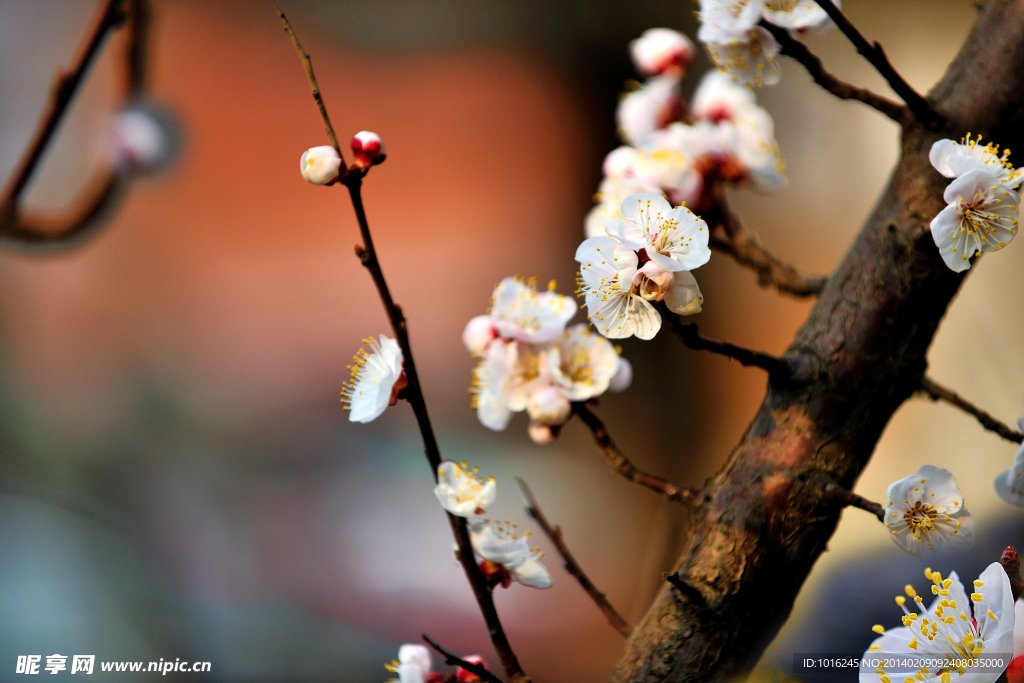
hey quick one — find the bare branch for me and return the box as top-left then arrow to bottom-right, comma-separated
572,403 -> 701,505
919,376 -> 1024,444
821,481 -> 885,522
760,20 -> 907,123
423,634 -> 505,683
661,310 -> 792,378
515,478 -> 632,637
279,14 -> 528,683
811,0 -> 940,126
276,7 -> 343,163
705,200 -> 827,298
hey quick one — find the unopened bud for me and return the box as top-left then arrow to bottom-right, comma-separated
351,130 -> 386,169
110,104 -> 178,174
526,386 -> 571,427
609,357 -> 633,392
527,422 -> 557,445
463,315 -> 498,356
300,145 -> 342,185
456,655 -> 486,682
629,28 -> 695,77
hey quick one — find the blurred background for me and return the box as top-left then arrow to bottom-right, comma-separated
0,0 -> 1021,681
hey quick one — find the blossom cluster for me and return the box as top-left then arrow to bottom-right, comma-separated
465,276 -> 631,443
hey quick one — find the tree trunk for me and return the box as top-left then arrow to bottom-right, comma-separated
612,1 -> 1024,680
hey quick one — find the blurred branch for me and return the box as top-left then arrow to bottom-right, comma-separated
820,481 -> 884,522
279,12 -> 529,683
811,0 -> 941,127
919,377 -> 1024,444
760,21 -> 906,123
0,0 -> 152,246
705,198 -> 827,298
661,310 -> 792,378
423,634 -> 505,683
515,478 -> 632,637
572,403 -> 701,505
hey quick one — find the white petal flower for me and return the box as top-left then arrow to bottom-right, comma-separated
490,276 -> 577,344
575,235 -> 662,339
691,70 -> 756,123
470,521 -> 552,589
341,335 -> 405,423
586,175 -> 657,238
994,442 -> 1024,506
300,145 -> 342,185
385,644 -> 434,683
930,170 -> 1020,273
611,193 -> 712,272
883,465 -> 976,554
728,104 -> 787,192
697,0 -> 766,43
525,385 -> 572,426
761,0 -> 836,32
705,27 -> 782,89
859,564 -> 1015,683
630,28 -> 696,77
471,340 -> 550,430
616,74 -> 682,146
434,461 -> 497,518
930,135 -> 1022,187
462,315 -> 498,356
548,323 -> 625,400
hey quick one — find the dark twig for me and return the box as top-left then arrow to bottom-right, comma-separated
760,20 -> 906,123
280,14 -> 528,683
423,634 -> 505,683
0,0 -> 129,238
515,478 -> 632,637
821,481 -> 885,522
919,377 -> 1024,444
811,0 -> 940,126
705,198 -> 827,298
276,7 -> 343,162
572,403 -> 701,505
661,310 -> 792,377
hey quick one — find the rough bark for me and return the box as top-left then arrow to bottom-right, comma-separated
612,1 -> 1024,681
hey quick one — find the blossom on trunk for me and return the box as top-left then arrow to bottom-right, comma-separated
385,644 -> 442,683
300,145 -> 342,185
761,0 -> 836,32
930,135 -> 1022,188
859,564 -> 1015,683
434,461 -> 496,518
341,336 -> 406,423
548,323 -> 630,400
994,441 -> 1024,507
930,169 -> 1020,273
630,28 -> 696,77
469,520 -> 552,589
883,465 -> 976,554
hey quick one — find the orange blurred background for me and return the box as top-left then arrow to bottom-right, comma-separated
1,1 -> 1021,681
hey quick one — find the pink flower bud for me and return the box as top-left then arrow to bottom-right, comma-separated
300,146 -> 342,185
526,386 -> 571,427
527,422 -> 557,445
456,655 -> 487,682
609,357 -> 632,392
462,315 -> 498,356
351,130 -> 386,169
629,28 -> 695,77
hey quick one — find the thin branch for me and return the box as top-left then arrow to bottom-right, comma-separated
811,0 -> 940,126
705,199 -> 827,298
515,478 -> 632,637
423,634 -> 505,683
572,403 -> 701,505
275,7 -> 343,162
760,20 -> 906,123
661,310 -> 792,378
821,481 -> 884,522
279,14 -> 528,683
0,0 -> 125,223
919,376 -> 1024,444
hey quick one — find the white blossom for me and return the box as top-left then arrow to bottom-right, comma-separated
930,170 -> 1020,273
691,70 -> 756,123
111,107 -> 174,173
525,385 -> 571,427
489,276 -> 577,345
697,0 -> 766,43
341,335 -> 405,423
761,0 -> 836,32
705,27 -> 782,89
883,465 -> 976,555
630,28 -> 696,77
471,340 -> 549,431
300,145 -> 342,185
930,135 -> 1022,188
434,461 -> 496,518
470,520 -> 552,589
385,644 -> 436,683
994,441 -> 1024,507
859,564 -> 1015,683
548,323 -> 628,400
616,74 -> 682,146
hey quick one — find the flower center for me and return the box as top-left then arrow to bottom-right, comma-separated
560,346 -> 594,384
903,501 -> 938,532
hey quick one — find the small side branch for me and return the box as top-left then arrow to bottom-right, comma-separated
515,478 -> 632,637
423,634 -> 505,683
919,377 -> 1024,444
811,0 -> 940,126
662,312 -> 791,378
821,481 -> 885,522
760,21 -> 906,123
572,403 -> 701,505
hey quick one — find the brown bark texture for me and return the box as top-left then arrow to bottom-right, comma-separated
612,2 -> 1024,681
